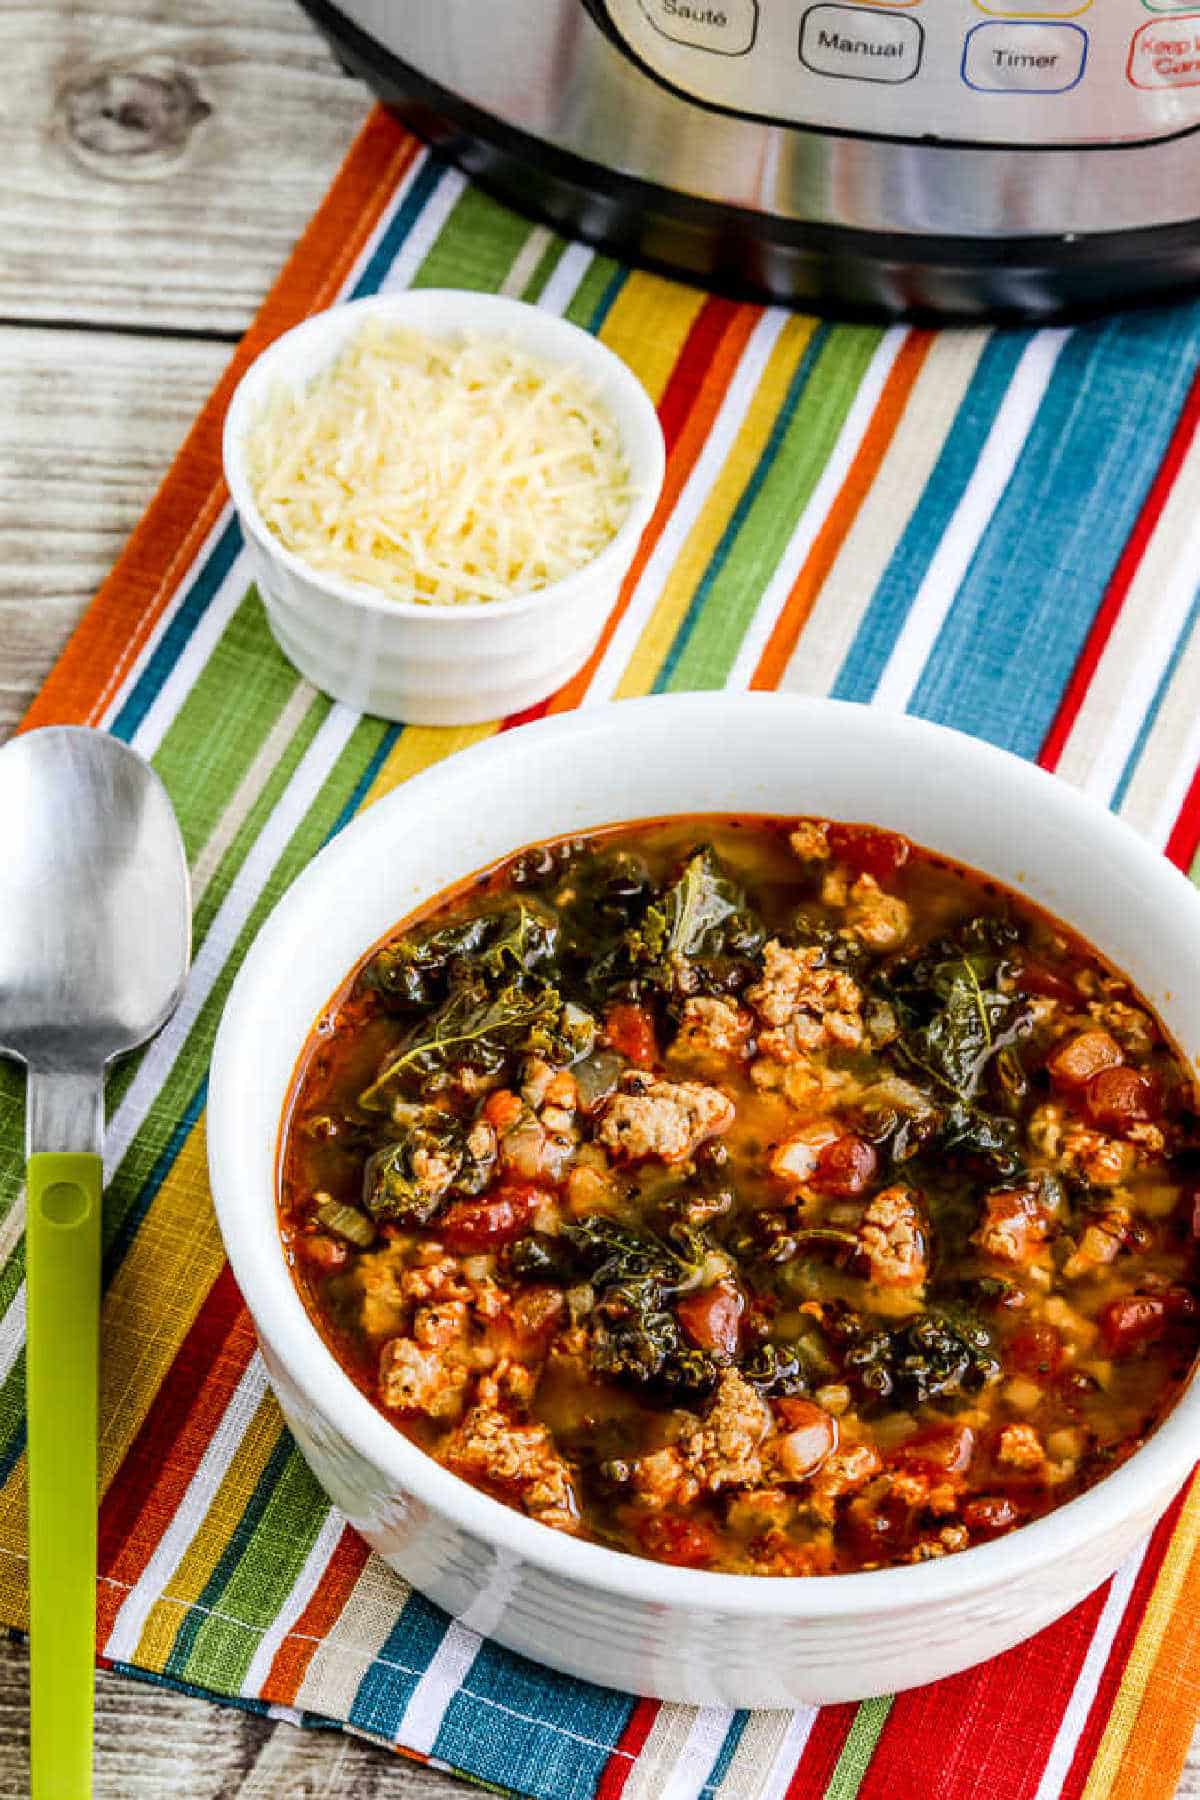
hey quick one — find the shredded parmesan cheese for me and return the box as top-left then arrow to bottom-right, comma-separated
243,322 -> 634,606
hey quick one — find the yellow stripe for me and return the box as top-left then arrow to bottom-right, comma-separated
597,271 -> 707,405
132,1389 -> 282,1671
366,722 -> 498,805
616,315 -> 817,700
1083,1480 -> 1200,1799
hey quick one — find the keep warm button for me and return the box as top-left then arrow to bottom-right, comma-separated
799,5 -> 924,83
1128,16 -> 1200,88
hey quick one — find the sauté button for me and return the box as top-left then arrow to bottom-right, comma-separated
962,21 -> 1087,91
1128,15 -> 1200,84
638,0 -> 758,55
799,5 -> 924,83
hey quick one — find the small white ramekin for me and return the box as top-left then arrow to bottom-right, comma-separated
221,292 -> 665,725
209,693 -> 1200,1707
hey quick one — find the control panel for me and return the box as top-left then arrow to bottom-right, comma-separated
600,0 -> 1200,146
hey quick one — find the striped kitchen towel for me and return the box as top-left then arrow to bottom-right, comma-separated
5,105 -> 1200,1800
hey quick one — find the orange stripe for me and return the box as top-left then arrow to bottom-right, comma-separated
95,1309 -> 259,1647
1100,1509 -> 1200,1800
749,328 -> 933,692
260,1525 -> 371,1706
21,108 -> 418,736
545,302 -> 762,715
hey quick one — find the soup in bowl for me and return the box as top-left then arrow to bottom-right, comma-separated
208,695 -> 1200,1705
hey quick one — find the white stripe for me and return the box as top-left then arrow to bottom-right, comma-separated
127,546 -> 251,760
240,1507 -> 348,1699
1033,1540 -> 1150,1800
341,144 -> 430,295
582,308 -> 790,705
103,1355 -> 268,1662
500,224 -> 554,299
189,683 -> 320,905
0,703 -> 361,1388
755,1708 -> 819,1800
724,325 -> 908,691
872,329 -> 1070,713
659,1708 -> 736,1800
378,167 -> 468,295
538,241 -> 595,316
395,1619 -> 483,1751
1145,693 -> 1200,851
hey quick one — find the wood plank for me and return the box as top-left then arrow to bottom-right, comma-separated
0,324 -> 228,734
0,0 -> 371,333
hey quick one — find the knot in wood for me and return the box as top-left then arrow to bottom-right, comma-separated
57,62 -> 211,179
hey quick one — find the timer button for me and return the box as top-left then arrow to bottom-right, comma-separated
799,5 -> 924,83
637,0 -> 758,54
1129,15 -> 1200,84
962,21 -> 1088,91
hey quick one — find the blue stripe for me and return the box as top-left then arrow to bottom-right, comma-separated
1112,584 -> 1200,811
326,725 -> 403,839
831,329 -> 1030,704
348,1590 -> 450,1736
350,156 -> 449,300
908,306 -> 1200,759
108,519 -> 243,743
654,322 -> 831,694
432,1636 -> 634,1800
703,1713 -> 751,1792
587,266 -> 628,336
103,1078 -> 209,1278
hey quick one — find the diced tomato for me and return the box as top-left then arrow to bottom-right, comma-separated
635,1513 -> 718,1568
813,1135 -> 877,1197
1047,1030 -> 1123,1092
294,1232 -> 348,1273
483,1089 -> 525,1132
676,1281 -> 744,1358
1006,1324 -> 1065,1381
604,1002 -> 658,1068
1085,1067 -> 1159,1134
1100,1293 -> 1168,1355
437,1182 -> 550,1251
963,1495 -> 1022,1538
1010,960 -> 1079,1006
845,1488 -> 911,1557
826,823 -> 910,884
891,1423 -> 976,1478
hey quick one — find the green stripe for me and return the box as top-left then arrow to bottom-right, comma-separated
180,1446 -> 332,1690
152,594 -> 306,865
664,324 -> 884,694
410,184 -> 532,293
824,1696 -> 894,1800
564,253 -> 622,329
0,1066 -> 23,1228
522,234 -> 568,305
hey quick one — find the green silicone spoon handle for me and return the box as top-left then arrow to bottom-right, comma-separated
26,1150 -> 101,1800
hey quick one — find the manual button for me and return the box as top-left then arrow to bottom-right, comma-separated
799,5 -> 924,83
962,21 -> 1088,90
638,0 -> 758,55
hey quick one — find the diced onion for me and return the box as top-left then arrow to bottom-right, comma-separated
316,1196 -> 377,1248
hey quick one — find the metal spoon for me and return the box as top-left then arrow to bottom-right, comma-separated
0,727 -> 190,1800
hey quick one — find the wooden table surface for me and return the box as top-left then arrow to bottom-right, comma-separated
3,3 -> 1199,1794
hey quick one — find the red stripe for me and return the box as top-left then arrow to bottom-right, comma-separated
1059,1481 -> 1193,1800
784,1704 -> 859,1798
855,1583 -> 1114,1800
260,1524 -> 372,1706
594,1698 -> 661,1800
1039,361 -> 1200,772
97,1265 -> 245,1570
1164,761 -> 1200,873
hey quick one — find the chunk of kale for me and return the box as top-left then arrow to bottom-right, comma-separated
361,1105 -> 495,1222
587,848 -> 765,1002
359,976 -> 574,1110
359,903 -> 559,1012
832,1306 -> 1001,1409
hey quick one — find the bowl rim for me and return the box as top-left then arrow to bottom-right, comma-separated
220,290 -> 667,625
207,692 -> 1200,1620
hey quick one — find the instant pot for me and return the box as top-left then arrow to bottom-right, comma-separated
300,0 -> 1200,319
